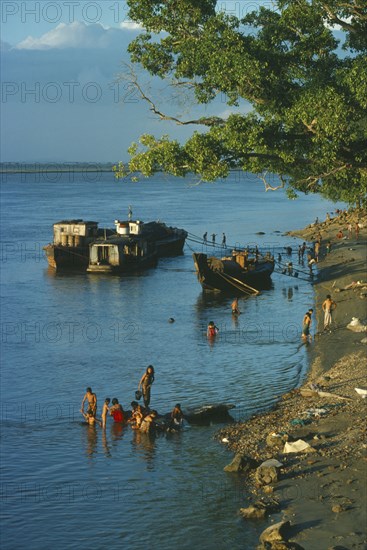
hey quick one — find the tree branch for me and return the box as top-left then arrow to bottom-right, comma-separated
297,163 -> 349,189
118,64 -> 225,127
257,172 -> 286,191
322,4 -> 358,32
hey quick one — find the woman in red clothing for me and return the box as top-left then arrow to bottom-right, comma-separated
110,398 -> 124,423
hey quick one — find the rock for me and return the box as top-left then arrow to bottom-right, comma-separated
255,462 -> 280,485
268,543 -> 305,550
240,503 -> 267,519
224,453 -> 258,473
299,388 -> 318,398
272,543 -> 305,549
241,499 -> 280,519
266,433 -> 289,448
332,504 -> 344,514
259,520 -> 291,544
263,485 -> 274,494
361,337 -> 367,344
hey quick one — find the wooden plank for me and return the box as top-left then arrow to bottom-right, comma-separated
218,271 -> 260,295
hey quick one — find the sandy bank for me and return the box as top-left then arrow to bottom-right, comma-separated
218,209 -> 367,549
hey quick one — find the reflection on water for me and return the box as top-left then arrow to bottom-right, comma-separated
110,422 -> 126,442
81,423 -> 98,458
131,430 -> 157,470
102,430 -> 112,458
231,313 -> 240,329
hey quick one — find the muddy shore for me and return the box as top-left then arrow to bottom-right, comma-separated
218,209 -> 367,549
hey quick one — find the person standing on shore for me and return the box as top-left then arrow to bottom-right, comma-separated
322,295 -> 337,331
301,242 -> 306,260
314,240 -> 320,262
301,309 -> 313,343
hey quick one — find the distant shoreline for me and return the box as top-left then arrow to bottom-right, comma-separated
0,165 -> 115,174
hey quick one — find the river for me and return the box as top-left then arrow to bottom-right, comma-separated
0,170 -> 344,549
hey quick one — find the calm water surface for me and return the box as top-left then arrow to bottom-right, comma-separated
0,172 -> 343,549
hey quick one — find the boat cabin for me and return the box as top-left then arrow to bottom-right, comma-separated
114,220 -> 144,236
53,220 -> 99,247
87,237 -> 156,273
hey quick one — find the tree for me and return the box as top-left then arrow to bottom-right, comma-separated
114,0 -> 367,204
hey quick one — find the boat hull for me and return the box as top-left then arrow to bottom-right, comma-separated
87,253 -> 158,273
193,252 -> 274,293
43,244 -> 89,270
156,235 -> 186,256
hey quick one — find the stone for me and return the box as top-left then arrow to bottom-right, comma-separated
270,543 -> 305,550
261,459 -> 284,468
332,505 -> 344,514
266,433 -> 288,448
259,521 -> 291,544
240,503 -> 267,519
255,464 -> 279,485
241,499 -> 280,520
223,453 -> 258,473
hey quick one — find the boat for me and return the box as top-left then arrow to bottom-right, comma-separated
193,249 -> 275,294
44,218 -> 187,272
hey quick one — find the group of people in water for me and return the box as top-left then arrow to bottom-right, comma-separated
80,365 -> 184,434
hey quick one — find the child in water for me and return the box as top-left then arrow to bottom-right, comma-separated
129,404 -> 144,430
82,408 -> 101,427
169,404 -> 184,431
101,398 -> 111,429
140,410 -> 157,433
207,321 -> 219,338
231,298 -> 241,315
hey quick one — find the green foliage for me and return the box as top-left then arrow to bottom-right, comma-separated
118,0 -> 367,204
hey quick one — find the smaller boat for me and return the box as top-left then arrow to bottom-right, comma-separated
193,249 -> 274,294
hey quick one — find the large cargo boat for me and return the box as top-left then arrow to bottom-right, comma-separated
44,218 -> 187,272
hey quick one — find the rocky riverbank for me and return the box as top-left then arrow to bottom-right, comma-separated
218,209 -> 367,549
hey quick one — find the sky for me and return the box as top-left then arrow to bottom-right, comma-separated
1,0 -> 262,163
0,1 -> 346,163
